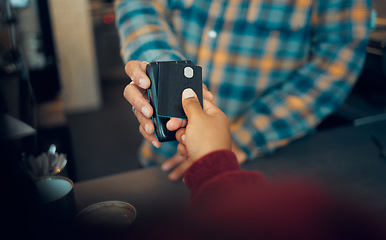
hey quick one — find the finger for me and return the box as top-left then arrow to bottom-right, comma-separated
124,61 -> 150,89
177,142 -> 188,158
139,125 -> 161,148
123,83 -> 153,118
202,98 -> 220,113
134,109 -> 155,134
168,160 -> 189,181
166,118 -> 187,131
182,88 -> 204,119
175,128 -> 186,143
202,84 -> 214,102
180,119 -> 187,128
166,118 -> 183,131
161,154 -> 185,171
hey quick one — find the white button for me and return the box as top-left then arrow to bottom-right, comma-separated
184,67 -> 194,78
207,30 -> 217,39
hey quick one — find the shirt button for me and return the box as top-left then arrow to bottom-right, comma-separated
207,30 -> 217,39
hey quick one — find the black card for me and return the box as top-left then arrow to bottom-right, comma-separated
157,62 -> 202,119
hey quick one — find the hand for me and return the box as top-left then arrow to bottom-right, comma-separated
166,85 -> 214,131
161,87 -> 215,181
123,60 -> 214,149
161,154 -> 189,181
161,89 -> 246,181
124,60 -> 216,181
175,88 -> 232,164
124,60 -> 161,148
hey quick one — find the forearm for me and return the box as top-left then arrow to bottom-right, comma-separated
115,0 -> 186,62
231,0 -> 372,160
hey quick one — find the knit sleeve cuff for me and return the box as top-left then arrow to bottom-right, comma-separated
184,150 -> 240,193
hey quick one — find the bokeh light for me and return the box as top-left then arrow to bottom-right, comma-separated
103,13 -> 115,25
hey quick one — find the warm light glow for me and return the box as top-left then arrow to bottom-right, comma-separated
103,13 -> 115,24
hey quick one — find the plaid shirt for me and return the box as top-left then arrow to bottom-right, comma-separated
116,0 -> 372,163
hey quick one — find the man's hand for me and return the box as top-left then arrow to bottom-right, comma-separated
161,154 -> 189,181
124,60 -> 161,148
124,60 -> 213,147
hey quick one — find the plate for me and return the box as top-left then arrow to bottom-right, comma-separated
74,201 -> 136,230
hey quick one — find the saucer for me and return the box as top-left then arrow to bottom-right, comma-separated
74,200 -> 136,230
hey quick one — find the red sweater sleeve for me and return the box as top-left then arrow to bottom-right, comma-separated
184,150 -> 267,204
176,150 -> 385,239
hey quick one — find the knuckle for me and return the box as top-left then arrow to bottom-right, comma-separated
125,61 -> 134,74
139,125 -> 144,134
137,112 -> 146,124
124,83 -> 138,100
132,68 -> 142,80
139,125 -> 148,137
125,60 -> 142,78
131,97 -> 142,110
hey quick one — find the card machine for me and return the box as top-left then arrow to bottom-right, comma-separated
146,60 -> 203,142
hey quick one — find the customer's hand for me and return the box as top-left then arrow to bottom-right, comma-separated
123,60 -> 214,149
161,89 -> 247,181
175,88 -> 232,164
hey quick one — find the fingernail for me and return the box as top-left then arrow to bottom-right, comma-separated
139,78 -> 147,88
145,124 -> 152,134
183,88 -> 195,99
142,106 -> 151,118
152,140 -> 160,148
181,134 -> 185,142
161,163 -> 171,171
168,173 -> 178,181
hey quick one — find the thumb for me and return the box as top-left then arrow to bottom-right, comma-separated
182,88 -> 203,119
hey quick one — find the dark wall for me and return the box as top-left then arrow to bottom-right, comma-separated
373,0 -> 386,18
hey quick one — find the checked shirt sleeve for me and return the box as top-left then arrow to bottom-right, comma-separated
115,0 -> 186,62
232,0 -> 372,159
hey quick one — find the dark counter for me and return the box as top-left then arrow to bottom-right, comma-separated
74,121 -> 386,231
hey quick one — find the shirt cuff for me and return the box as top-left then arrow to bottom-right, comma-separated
184,150 -> 240,193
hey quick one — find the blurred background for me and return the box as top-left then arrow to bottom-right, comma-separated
0,0 -> 385,183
